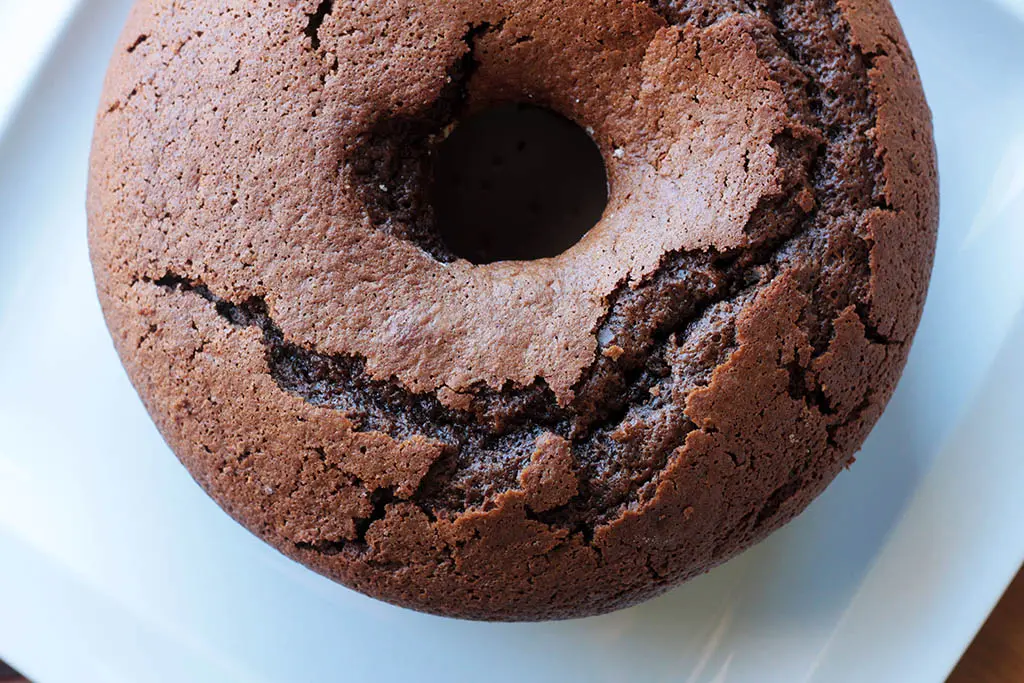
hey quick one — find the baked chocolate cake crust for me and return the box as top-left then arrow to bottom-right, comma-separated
88,0 -> 938,620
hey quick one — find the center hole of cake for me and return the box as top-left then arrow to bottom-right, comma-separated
432,104 -> 609,265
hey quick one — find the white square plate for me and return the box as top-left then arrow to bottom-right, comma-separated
0,1 -> 1022,681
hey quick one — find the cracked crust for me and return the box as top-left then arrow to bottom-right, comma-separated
88,0 -> 938,621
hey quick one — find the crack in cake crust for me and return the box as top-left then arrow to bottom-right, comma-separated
156,1 -> 856,528
150,0 -> 867,532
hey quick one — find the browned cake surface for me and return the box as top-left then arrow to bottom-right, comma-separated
88,0 -> 938,620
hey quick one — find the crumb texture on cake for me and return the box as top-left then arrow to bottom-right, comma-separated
88,0 -> 937,620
